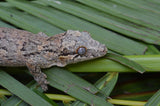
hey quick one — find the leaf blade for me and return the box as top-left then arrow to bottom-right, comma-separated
0,3 -> 63,35
72,72 -> 119,105
145,89 -> 160,106
45,67 -> 113,106
106,53 -> 146,73
39,0 -> 160,45
0,70 -> 52,106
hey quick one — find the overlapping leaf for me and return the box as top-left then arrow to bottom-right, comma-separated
76,0 -> 160,31
39,0 -> 160,45
45,67 -> 113,106
0,70 -> 53,106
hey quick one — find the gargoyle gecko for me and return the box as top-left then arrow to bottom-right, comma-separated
0,27 -> 107,91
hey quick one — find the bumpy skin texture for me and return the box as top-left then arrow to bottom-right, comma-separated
0,27 -> 107,91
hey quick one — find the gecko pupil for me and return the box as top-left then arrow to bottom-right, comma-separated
77,47 -> 86,55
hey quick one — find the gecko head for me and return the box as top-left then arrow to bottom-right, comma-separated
57,30 -> 107,67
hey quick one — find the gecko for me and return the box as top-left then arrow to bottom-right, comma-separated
0,27 -> 107,91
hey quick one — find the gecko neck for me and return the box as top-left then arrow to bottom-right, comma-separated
37,36 -> 63,68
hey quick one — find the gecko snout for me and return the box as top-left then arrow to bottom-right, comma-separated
99,44 -> 107,56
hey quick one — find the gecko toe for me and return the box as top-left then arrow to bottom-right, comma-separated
41,84 -> 48,91
34,72 -> 49,91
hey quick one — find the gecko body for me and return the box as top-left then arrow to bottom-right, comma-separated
0,27 -> 107,91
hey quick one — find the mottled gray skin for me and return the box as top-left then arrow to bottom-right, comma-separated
0,27 -> 107,91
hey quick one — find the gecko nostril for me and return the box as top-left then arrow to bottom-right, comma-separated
103,48 -> 107,52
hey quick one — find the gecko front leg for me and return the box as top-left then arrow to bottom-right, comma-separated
26,62 -> 48,91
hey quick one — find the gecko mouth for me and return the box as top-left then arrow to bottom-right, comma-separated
101,46 -> 107,56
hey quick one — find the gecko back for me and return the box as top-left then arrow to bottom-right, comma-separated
0,27 -> 47,66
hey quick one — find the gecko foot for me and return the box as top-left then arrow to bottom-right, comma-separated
26,62 -> 49,91
33,72 -> 49,91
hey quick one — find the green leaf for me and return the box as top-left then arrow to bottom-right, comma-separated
0,96 -> 7,105
71,101 -> 87,106
145,45 -> 160,55
67,55 -> 160,72
72,72 -> 118,105
145,89 -> 160,106
150,0 -> 160,4
112,0 -> 160,14
95,72 -> 119,97
1,95 -> 29,106
111,77 -> 160,100
33,89 -> 58,106
0,20 -> 15,28
76,0 -> 160,31
6,0 -> 147,55
106,53 -> 146,73
1,81 -> 57,106
39,0 -> 160,45
0,70 -> 52,106
45,67 -> 113,106
0,3 -> 63,35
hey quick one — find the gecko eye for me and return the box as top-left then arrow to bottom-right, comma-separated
77,46 -> 87,55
